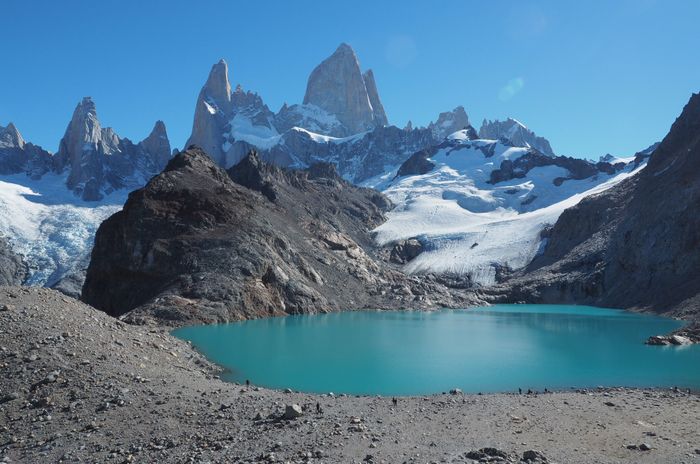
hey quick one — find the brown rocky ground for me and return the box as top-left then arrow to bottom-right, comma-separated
2,287 -> 699,464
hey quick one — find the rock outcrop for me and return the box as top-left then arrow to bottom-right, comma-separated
488,150 -> 625,185
0,123 -> 53,179
491,93 -> 700,320
303,43 -> 385,135
428,106 -> 472,141
54,97 -> 172,200
362,69 -> 388,127
0,236 -> 26,286
479,118 -> 555,156
82,148 -> 479,325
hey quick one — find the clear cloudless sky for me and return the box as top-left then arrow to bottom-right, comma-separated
2,0 -> 699,158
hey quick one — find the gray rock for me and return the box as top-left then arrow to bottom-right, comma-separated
522,449 -> 548,462
53,97 -> 172,201
479,118 -> 554,156
362,69 -> 388,127
0,236 -> 26,286
303,43 -> 380,135
0,123 -> 53,179
390,239 -> 423,264
428,106 -> 471,141
282,404 -> 302,420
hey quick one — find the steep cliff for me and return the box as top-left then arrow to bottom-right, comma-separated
492,93 -> 700,320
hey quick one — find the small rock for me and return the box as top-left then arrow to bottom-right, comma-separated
283,404 -> 302,420
0,392 -> 19,404
0,304 -> 14,312
522,449 -> 548,462
449,388 -> 462,395
639,443 -> 652,451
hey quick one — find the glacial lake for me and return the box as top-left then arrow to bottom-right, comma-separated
172,305 -> 700,395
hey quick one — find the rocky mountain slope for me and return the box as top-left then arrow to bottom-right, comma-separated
490,93 -> 700,320
0,236 -> 26,285
81,148 -> 479,325
0,99 -> 171,290
368,130 -> 646,284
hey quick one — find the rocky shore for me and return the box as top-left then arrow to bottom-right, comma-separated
2,287 -> 699,464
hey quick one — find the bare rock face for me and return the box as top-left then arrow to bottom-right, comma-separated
186,60 -> 277,167
490,93 -> 700,320
138,120 -> 172,171
0,236 -> 26,286
362,69 -> 388,127
479,118 -> 555,156
303,43 -> 383,135
82,148 -> 479,325
0,123 -> 53,179
186,60 -> 231,166
54,97 -> 172,201
429,106 -> 471,141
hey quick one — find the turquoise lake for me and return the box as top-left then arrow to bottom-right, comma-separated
172,305 -> 700,395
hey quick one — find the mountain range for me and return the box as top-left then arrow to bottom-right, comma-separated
0,42 -> 665,303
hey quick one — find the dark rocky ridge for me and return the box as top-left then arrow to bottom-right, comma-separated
0,236 -> 27,286
81,147 -> 480,325
488,93 -> 700,323
393,134 -> 623,185
488,151 -> 626,185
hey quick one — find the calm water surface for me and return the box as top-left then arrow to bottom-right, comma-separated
173,305 -> 700,395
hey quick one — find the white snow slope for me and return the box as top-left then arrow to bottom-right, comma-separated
370,132 -> 643,285
0,173 -> 126,287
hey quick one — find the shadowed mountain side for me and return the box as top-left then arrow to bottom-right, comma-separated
486,93 -> 700,326
81,148 -> 480,325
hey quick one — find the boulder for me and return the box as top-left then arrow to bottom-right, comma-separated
283,404 -> 303,420
390,239 -> 423,264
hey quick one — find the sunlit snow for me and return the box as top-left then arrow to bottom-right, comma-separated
372,136 -> 644,284
0,173 -> 126,287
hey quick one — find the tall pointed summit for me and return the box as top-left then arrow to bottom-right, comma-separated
54,97 -> 172,200
186,59 -> 235,166
303,43 -> 387,134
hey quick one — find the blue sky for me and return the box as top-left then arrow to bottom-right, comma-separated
2,0 -> 699,158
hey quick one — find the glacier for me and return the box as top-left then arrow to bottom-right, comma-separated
369,132 -> 645,285
0,172 -> 126,287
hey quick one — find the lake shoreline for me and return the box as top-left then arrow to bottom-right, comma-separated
2,286 -> 700,463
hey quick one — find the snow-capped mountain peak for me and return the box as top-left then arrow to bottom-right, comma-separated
479,117 -> 555,156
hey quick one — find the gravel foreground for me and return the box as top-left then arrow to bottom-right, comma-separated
1,287 -> 699,464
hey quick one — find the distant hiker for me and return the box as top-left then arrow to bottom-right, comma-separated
316,402 -> 322,414
544,388 -> 549,394
518,388 -> 522,395
245,379 -> 250,387
392,397 -> 398,406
